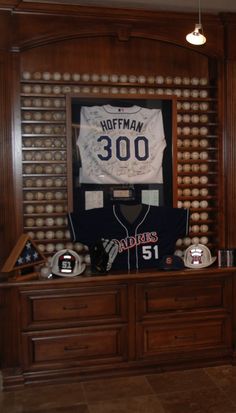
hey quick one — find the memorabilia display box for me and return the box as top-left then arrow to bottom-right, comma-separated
1,1 -> 236,390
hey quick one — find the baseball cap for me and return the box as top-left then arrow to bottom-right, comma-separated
158,254 -> 185,270
184,244 -> 216,269
51,249 -> 86,277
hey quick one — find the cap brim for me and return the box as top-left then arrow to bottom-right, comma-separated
184,256 -> 216,269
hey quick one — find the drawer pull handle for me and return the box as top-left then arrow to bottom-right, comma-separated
175,296 -> 198,302
175,335 -> 196,341
64,345 -> 89,351
63,304 -> 88,310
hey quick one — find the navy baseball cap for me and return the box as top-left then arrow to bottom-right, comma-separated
158,255 -> 185,270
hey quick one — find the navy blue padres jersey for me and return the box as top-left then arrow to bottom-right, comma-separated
68,204 -> 189,272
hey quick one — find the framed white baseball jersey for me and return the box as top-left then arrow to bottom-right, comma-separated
77,105 -> 166,184
68,204 -> 189,272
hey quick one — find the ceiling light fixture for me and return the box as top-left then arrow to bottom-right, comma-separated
186,0 -> 206,46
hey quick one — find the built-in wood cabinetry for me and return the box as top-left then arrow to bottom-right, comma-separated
0,267 -> 234,390
1,1 -> 236,389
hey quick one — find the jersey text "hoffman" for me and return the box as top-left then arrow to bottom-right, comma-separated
100,118 -> 144,132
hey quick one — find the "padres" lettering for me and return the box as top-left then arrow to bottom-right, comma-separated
113,231 -> 158,253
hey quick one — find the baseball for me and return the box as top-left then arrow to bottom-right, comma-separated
199,151 -> 209,160
182,126 -> 191,136
25,192 -> 34,201
200,236 -> 209,244
55,243 -> 64,251
191,114 -> 199,123
200,176 -> 208,184
191,224 -> 200,233
33,71 -> 42,80
45,217 -> 55,226
37,244 -> 45,252
53,72 -> 61,80
199,77 -> 208,85
183,200 -> 191,208
72,73 -> 80,81
182,77 -> 190,85
45,204 -> 54,213
183,188 -> 191,196
191,212 -> 200,221
25,205 -> 34,214
84,254 -> 91,265
36,230 -> 45,240
45,243 -> 55,253
191,236 -> 200,244
175,238 -> 182,246
174,76 -> 182,85
191,102 -> 199,110
183,237 -> 191,246
35,205 -> 45,213
191,151 -> 199,160
182,89 -> 190,98
200,224 -> 209,233
200,126 -> 208,136
34,152 -> 43,161
35,191 -> 44,200
182,151 -> 191,160
182,176 -> 191,185
42,71 -> 51,80
191,200 -> 200,208
200,212 -> 209,220
191,188 -> 200,196
199,164 -> 209,172
35,178 -> 44,187
44,152 -> 53,160
35,165 -> 44,174
199,139 -> 208,148
45,178 -> 54,187
199,90 -> 208,98
182,102 -> 191,110
177,201 -> 183,208
199,200 -> 209,208
55,217 -> 64,226
200,188 -> 209,196
45,192 -> 54,200
22,71 -> 31,80
45,230 -> 55,240
191,176 -> 200,185
25,217 -> 35,227
191,139 -> 199,148
183,139 -> 191,147
55,230 -> 64,239
35,218 -> 44,227
199,102 -> 209,111
182,164 -> 191,172
191,127 -> 199,136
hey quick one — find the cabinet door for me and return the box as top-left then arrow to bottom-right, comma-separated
21,324 -> 128,370
136,316 -> 231,359
136,277 -> 231,320
20,284 -> 128,330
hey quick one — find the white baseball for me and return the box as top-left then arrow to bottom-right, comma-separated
199,200 -> 209,208
191,224 -> 200,233
200,236 -> 209,244
200,212 -> 209,220
200,176 -> 208,184
191,127 -> 199,136
199,164 -> 209,172
191,151 -> 199,160
191,200 -> 200,208
45,230 -> 55,240
46,243 -> 55,253
200,188 -> 208,196
200,224 -> 209,233
183,139 -> 191,147
45,204 -> 54,213
35,205 -> 45,213
199,151 -> 209,160
191,212 -> 200,221
191,188 -> 200,196
191,236 -> 200,244
182,164 -> 191,172
35,218 -> 44,227
191,176 -> 200,185
182,176 -> 191,185
45,217 -> 55,226
36,230 -> 45,240
25,217 -> 35,227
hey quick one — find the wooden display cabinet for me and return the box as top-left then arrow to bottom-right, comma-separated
0,267 -> 234,390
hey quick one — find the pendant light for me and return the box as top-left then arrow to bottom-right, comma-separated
186,0 -> 206,45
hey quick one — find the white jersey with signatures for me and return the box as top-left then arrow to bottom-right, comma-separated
77,105 -> 166,184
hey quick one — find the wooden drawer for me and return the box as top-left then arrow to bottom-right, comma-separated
20,285 -> 128,330
136,279 -> 229,320
136,316 -> 231,359
21,325 -> 128,370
